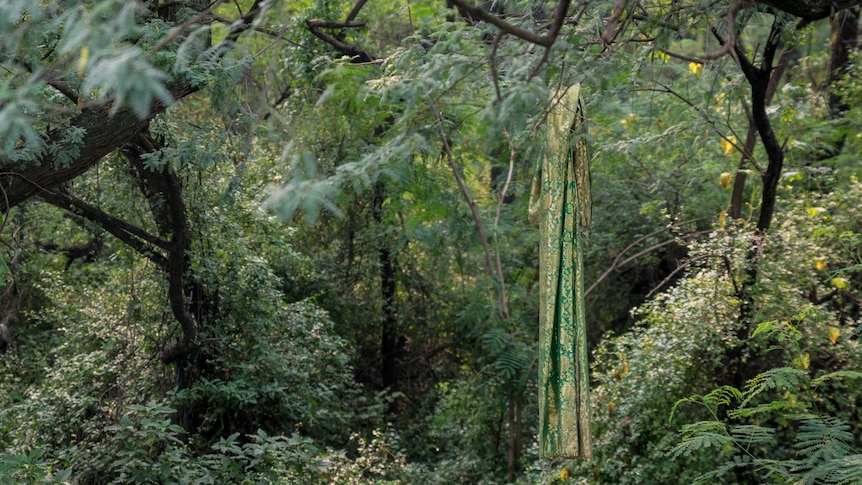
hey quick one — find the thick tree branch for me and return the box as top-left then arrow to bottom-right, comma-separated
728,44 -> 794,218
0,82 -> 196,213
447,0 -> 555,46
39,188 -> 169,269
732,17 -> 786,232
701,0 -> 751,60
306,19 -> 378,62
123,132 -> 201,364
601,0 -> 631,48
756,0 -> 862,21
1,1 -> 274,214
161,155 -> 200,364
346,0 -> 370,22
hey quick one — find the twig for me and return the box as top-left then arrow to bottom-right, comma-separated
490,31 -> 504,102
306,19 -> 378,62
448,0 -> 557,47
430,101 -> 509,318
585,218 -> 709,296
491,129 -> 517,319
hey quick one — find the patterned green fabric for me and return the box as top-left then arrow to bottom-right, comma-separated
529,85 -> 593,460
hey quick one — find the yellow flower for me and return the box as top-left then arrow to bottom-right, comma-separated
719,172 -> 733,189
828,327 -> 840,344
807,207 -> 828,217
792,353 -> 810,370
652,51 -> 670,62
560,469 -> 571,481
831,277 -> 850,290
689,62 -> 703,77
721,137 -> 736,155
813,258 -> 827,271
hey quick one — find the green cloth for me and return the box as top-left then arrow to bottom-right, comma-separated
529,85 -> 593,460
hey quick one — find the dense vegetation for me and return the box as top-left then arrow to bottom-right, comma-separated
1,0 -> 860,483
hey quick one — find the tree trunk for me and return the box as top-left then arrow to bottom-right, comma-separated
506,397 -> 522,483
371,183 -> 400,393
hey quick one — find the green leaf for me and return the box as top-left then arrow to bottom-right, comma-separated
54,467 -> 73,482
0,257 -> 9,287
810,370 -> 862,387
672,425 -> 732,458
741,367 -> 809,407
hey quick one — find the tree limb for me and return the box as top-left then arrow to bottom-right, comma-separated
447,0 -> 554,46
39,188 -> 169,269
1,81 -> 196,213
123,132 -> 201,364
346,0 -> 370,22
585,218 -> 709,297
306,19 -> 378,62
756,0 -> 862,21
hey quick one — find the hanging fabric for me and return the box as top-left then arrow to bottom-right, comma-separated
529,84 -> 593,460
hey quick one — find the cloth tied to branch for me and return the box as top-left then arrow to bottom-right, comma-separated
529,84 -> 593,460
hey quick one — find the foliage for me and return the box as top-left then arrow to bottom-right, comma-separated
2,0 -> 862,484
572,177 -> 862,483
670,316 -> 862,484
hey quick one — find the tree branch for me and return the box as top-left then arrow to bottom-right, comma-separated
728,43 -> 794,218
431,102 -> 508,318
585,218 -> 709,296
447,0 -> 553,46
39,188 -> 169,269
346,0 -> 370,22
756,0 -> 862,21
123,131 -> 201,364
0,81 -> 196,213
306,19 -> 378,62
731,16 -> 786,231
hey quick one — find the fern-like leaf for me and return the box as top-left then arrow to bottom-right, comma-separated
827,454 -> 862,485
703,385 -> 743,407
741,367 -> 809,407
730,424 -> 776,448
672,421 -> 732,458
728,399 -> 797,419
669,386 -> 741,423
691,454 -> 751,484
810,370 -> 862,387
790,417 -> 854,481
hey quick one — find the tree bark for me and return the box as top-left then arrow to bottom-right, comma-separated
371,183 -> 400,392
1,83 -> 196,213
506,397 -> 522,483
828,7 -> 861,115
757,0 -> 862,21
728,45 -> 794,219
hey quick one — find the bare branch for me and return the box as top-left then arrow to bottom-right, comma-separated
447,0 -> 552,46
39,188 -> 169,268
346,0 -> 371,22
431,101 -> 509,318
585,218 -> 710,297
756,0 -> 862,21
701,0 -> 751,61
601,0 -> 631,48
306,19 -> 367,29
306,19 -> 378,63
